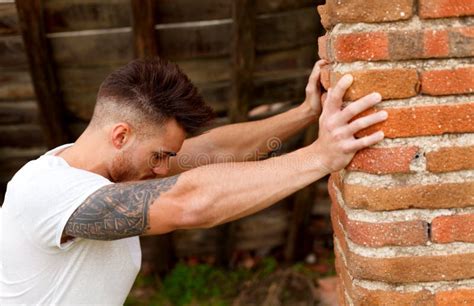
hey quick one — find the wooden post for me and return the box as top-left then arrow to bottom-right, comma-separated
229,0 -> 256,123
15,0 -> 69,148
130,0 -> 174,275
284,125 -> 318,261
218,0 -> 257,266
131,0 -> 159,58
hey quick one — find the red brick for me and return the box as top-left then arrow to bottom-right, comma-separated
317,0 -> 413,29
331,69 -> 420,101
435,289 -> 474,306
424,29 -> 450,58
426,146 -> 474,172
318,34 -> 329,61
355,103 -> 474,138
347,147 -> 419,174
449,27 -> 474,57
341,181 -> 474,211
333,217 -> 474,283
419,0 -> 474,18
421,67 -> 474,96
335,251 -> 436,306
431,214 -> 474,243
388,30 -> 424,60
334,32 -> 389,62
329,182 -> 429,247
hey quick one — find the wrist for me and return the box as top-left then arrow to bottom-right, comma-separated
297,102 -> 318,123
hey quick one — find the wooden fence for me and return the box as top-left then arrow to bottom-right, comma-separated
0,0 -> 327,271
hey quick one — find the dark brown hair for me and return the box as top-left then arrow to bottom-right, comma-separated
95,58 -> 214,134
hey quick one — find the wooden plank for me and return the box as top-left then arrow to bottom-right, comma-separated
0,70 -> 35,101
16,0 -> 69,147
0,36 -> 28,69
0,3 -> 19,35
42,0 -> 313,33
256,7 -> 319,52
0,147 -> 46,184
43,0 -> 131,34
62,69 -> 309,121
0,101 -> 39,125
131,0 -> 158,58
48,29 -> 133,67
55,45 -> 314,93
229,0 -> 256,123
46,7 -> 317,64
0,124 -> 46,147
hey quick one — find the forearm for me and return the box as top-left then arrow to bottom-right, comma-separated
211,104 -> 315,159
158,144 -> 328,231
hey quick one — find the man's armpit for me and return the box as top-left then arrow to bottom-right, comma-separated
64,175 -> 180,240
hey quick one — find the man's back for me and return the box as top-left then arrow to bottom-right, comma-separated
0,145 -> 141,305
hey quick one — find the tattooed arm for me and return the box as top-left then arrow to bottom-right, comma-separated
64,74 -> 386,241
64,176 -> 180,240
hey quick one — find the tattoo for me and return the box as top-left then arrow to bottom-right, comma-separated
65,175 -> 180,240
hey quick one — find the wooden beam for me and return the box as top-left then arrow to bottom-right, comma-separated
15,0 -> 69,148
131,0 -> 158,58
284,125 -> 318,261
229,0 -> 256,123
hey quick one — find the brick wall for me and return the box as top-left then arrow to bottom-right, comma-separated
317,0 -> 474,305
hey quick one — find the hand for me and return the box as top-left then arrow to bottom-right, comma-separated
313,74 -> 388,173
301,60 -> 328,118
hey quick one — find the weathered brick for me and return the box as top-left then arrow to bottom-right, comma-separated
341,181 -> 474,211
334,32 -> 389,62
449,27 -> 474,57
318,34 -> 329,60
426,146 -> 474,172
335,253 -> 436,306
424,29 -> 450,58
329,182 -> 429,247
419,0 -> 474,18
317,0 -> 413,29
331,69 -> 419,101
388,30 -> 424,60
421,67 -> 474,96
347,147 -> 419,174
333,216 -> 474,283
355,103 -> 474,138
431,214 -> 474,243
435,289 -> 474,306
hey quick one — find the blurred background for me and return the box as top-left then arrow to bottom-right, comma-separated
1,0 -> 336,304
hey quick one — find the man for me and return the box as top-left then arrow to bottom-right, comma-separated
0,58 -> 387,304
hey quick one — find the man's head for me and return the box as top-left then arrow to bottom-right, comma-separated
88,58 -> 214,182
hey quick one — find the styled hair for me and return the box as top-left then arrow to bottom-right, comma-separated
93,58 -> 214,134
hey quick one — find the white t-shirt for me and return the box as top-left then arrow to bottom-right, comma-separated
0,144 -> 142,305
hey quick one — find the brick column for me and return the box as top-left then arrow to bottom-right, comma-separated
317,0 -> 474,305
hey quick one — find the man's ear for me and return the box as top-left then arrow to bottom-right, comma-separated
110,122 -> 132,149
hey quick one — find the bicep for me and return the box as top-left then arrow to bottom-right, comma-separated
64,175 -> 181,240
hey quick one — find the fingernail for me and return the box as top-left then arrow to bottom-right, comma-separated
378,131 -> 385,138
372,92 -> 382,101
380,111 -> 388,119
343,74 -> 353,84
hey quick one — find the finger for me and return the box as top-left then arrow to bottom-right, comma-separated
307,59 -> 328,90
326,74 -> 353,113
321,92 -> 328,108
339,92 -> 382,123
345,111 -> 388,135
348,131 -> 385,152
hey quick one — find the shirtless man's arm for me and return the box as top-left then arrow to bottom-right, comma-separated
64,73 -> 387,240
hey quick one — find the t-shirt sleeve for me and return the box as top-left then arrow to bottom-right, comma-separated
17,162 -> 112,251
